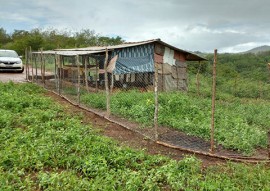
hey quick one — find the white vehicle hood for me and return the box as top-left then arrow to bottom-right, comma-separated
0,57 -> 21,63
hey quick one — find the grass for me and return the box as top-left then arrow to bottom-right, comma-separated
0,82 -> 270,190
80,88 -> 270,155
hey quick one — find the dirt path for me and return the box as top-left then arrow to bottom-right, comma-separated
0,71 -> 26,83
45,91 -> 226,167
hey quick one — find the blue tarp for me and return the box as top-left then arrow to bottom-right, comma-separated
113,55 -> 154,74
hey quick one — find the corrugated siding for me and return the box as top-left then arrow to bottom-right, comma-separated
112,44 -> 154,58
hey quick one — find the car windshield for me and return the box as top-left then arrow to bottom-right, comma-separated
0,50 -> 19,58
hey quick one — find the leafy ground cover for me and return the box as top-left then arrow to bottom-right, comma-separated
1,82 -> 270,190
81,89 -> 270,155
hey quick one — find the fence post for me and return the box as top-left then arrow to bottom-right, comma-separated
210,49 -> 217,153
30,47 -> 33,83
95,59 -> 98,92
84,56 -> 89,93
54,53 -> 59,93
35,54 -> 37,82
76,55 -> 81,105
40,49 -> 45,86
104,48 -> 110,117
268,131 -> 270,160
25,48 -> 28,81
154,62 -> 159,141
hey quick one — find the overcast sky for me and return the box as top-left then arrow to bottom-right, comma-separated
1,0 -> 270,53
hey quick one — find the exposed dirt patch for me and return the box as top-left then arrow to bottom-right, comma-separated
0,71 -> 26,83
44,91 -> 226,167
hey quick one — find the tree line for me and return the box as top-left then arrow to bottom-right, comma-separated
0,27 -> 124,55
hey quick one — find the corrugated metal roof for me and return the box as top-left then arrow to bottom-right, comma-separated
34,39 -> 207,61
32,50 -> 104,56
56,39 -> 159,52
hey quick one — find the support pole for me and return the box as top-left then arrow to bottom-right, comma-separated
25,48 -> 28,81
268,131 -> 270,160
84,56 -> 89,92
54,53 -> 58,92
76,55 -> 81,105
154,62 -> 159,141
59,55 -> 63,95
35,55 -> 37,81
30,47 -> 33,83
210,49 -> 217,153
95,59 -> 98,92
104,48 -> 110,117
40,49 -> 45,86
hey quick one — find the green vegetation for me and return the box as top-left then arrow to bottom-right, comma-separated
1,82 -> 270,190
81,90 -> 270,154
0,27 -> 123,55
80,51 -> 270,154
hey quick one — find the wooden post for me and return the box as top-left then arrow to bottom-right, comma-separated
268,131 -> 270,160
43,51 -> 46,87
104,48 -> 110,117
76,55 -> 81,105
25,48 -> 28,81
35,55 -> 37,81
154,63 -> 159,141
54,53 -> 58,92
210,49 -> 217,153
30,47 -> 33,83
84,56 -> 89,92
95,59 -> 98,92
110,73 -> 114,93
59,55 -> 63,95
161,63 -> 164,91
40,49 -> 45,86
268,63 -> 270,82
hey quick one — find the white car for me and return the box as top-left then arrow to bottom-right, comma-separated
0,49 -> 24,73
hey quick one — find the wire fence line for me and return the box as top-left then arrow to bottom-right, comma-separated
25,47 -> 270,161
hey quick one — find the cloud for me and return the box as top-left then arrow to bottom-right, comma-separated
1,0 -> 270,53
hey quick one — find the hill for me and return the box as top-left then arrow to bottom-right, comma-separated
244,45 -> 270,54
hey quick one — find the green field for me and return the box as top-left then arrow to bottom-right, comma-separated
1,82 -> 269,190
81,88 -> 270,155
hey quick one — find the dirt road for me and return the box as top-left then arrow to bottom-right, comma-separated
0,71 -> 26,83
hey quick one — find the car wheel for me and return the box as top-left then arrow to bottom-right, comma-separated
18,67 -> 24,73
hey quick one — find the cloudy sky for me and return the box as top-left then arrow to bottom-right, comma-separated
1,0 -> 270,53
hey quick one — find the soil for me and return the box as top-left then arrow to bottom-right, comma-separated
0,71 -> 27,83
1,73 -> 267,166
45,91 -> 226,167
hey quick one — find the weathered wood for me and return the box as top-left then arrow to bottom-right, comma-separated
210,49 -> 217,153
76,55 -> 81,105
95,59 -> 98,92
104,49 -> 110,117
110,74 -> 114,93
35,55 -> 37,81
25,48 -> 28,81
154,62 -> 159,141
29,47 -> 34,83
54,53 -> 58,92
59,55 -> 63,95
268,131 -> 270,159
40,49 -> 45,86
84,56 -> 89,93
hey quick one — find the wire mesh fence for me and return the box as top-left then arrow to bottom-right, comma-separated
26,48 -> 270,161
